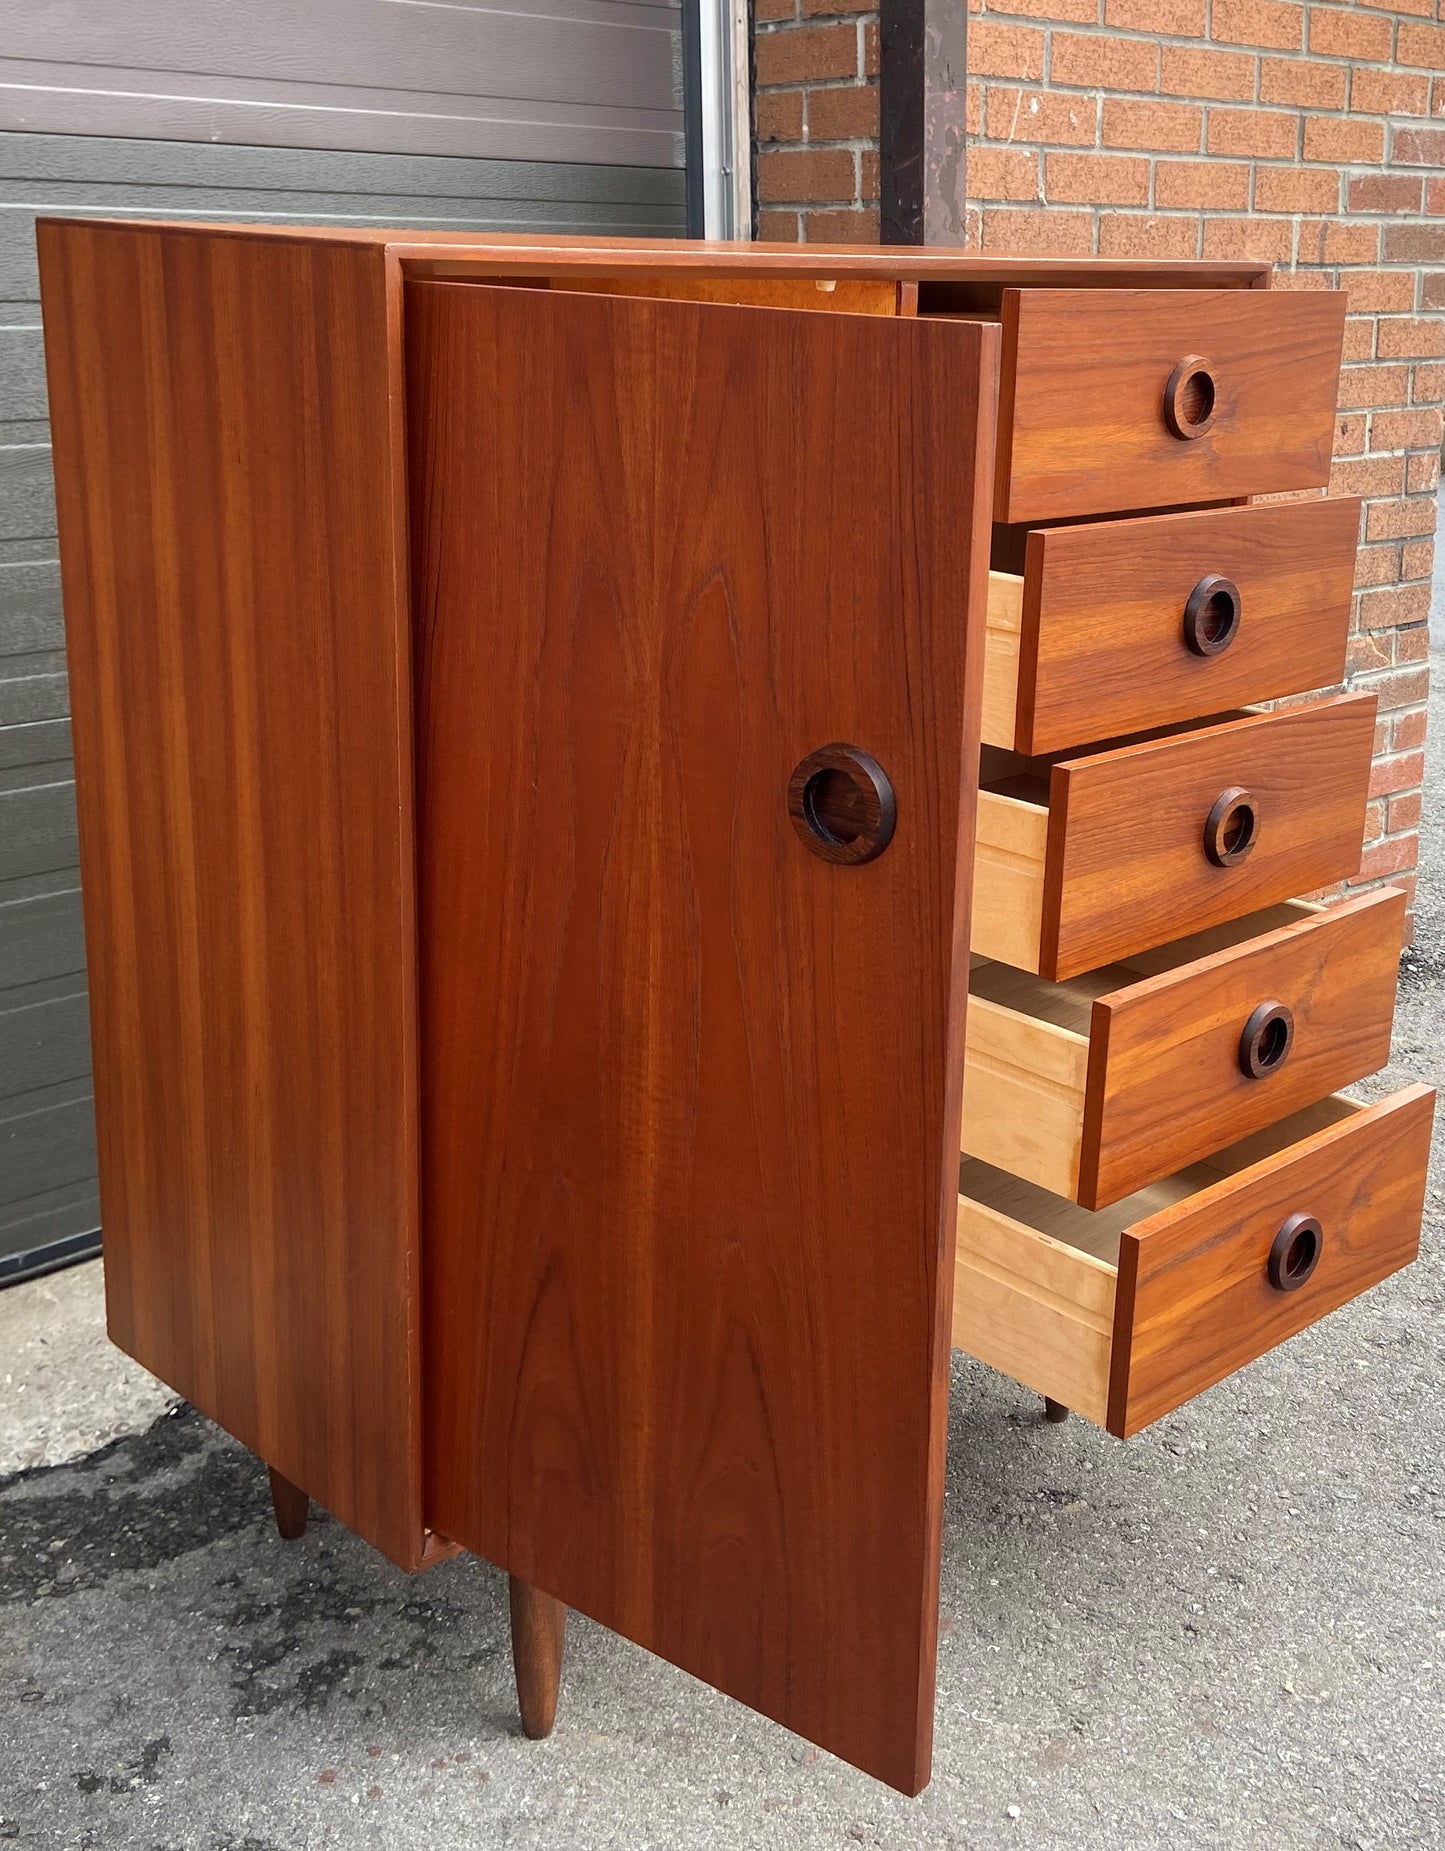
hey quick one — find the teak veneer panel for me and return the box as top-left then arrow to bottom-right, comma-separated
964,888 -> 1403,1208
76,220 -> 1266,289
973,697 -> 1377,983
1045,694 -> 1376,978
992,287 -> 1346,523
1083,887 -> 1404,1207
546,272 -> 907,315
1112,1086 -> 1434,1435
37,219 -> 426,1568
1003,498 -> 1361,755
981,694 -> 1377,981
957,1085 -> 1434,1437
410,280 -> 999,1795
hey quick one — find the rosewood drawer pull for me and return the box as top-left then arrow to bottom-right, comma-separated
1163,355 -> 1219,440
1203,785 -> 1258,867
1182,574 -> 1241,657
1238,999 -> 1295,1078
788,744 -> 897,865
1268,1212 -> 1323,1292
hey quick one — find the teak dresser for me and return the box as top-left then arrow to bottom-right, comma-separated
37,221 -> 1434,1796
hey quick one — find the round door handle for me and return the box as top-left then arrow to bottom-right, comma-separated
1238,1000 -> 1294,1078
1164,354 -> 1218,440
788,744 -> 896,865
1204,786 -> 1258,867
1268,1212 -> 1323,1292
1183,574 -> 1242,657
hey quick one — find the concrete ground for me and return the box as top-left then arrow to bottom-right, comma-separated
3,661 -> 1442,1851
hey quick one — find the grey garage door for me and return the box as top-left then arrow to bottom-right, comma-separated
0,4 -> 686,1281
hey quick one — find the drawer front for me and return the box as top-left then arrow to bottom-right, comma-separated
1111,1086 -> 1434,1436
995,287 -> 1346,523
1082,889 -> 1404,1209
1015,498 -> 1359,755
1045,693 -> 1376,979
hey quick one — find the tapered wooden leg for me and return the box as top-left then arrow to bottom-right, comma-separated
509,1575 -> 566,1740
1043,1397 -> 1070,1425
268,1466 -> 309,1539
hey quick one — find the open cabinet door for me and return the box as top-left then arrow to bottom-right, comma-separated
409,279 -> 998,1794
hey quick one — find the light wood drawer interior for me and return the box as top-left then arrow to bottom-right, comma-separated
982,497 -> 1360,755
963,887 -> 1405,1208
954,1085 -> 1434,1437
972,694 -> 1377,980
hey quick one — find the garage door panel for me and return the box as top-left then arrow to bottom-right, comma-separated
0,1084 -> 97,1227
0,0 -> 685,1269
0,779 -> 77,883
1,185 -> 685,303
0,323 -> 44,420
0,653 -> 67,727
0,982 -> 90,1100
0,0 -> 683,168
0,874 -> 84,985
0,562 -> 62,657
0,447 -> 53,545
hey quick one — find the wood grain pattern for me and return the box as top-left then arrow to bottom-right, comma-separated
509,1578 -> 567,1740
981,571 -> 1025,750
1012,498 -> 1360,755
269,1468 -> 310,1542
953,1183 -> 1115,1425
1081,888 -> 1405,1208
1110,1086 -> 1435,1436
992,287 -> 1346,522
1043,693 -> 1377,980
411,281 -> 998,1794
963,892 -> 1404,1209
958,1088 -> 1435,1437
971,785 -> 1049,972
35,218 -> 1272,289
548,274 -> 905,315
38,219 -> 426,1569
961,987 -> 1089,1201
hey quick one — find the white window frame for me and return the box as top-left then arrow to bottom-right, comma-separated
695,0 -> 752,238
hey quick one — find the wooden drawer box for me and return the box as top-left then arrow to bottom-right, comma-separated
963,888 -> 1405,1208
973,693 -> 1377,981
984,497 -> 1360,755
955,1086 -> 1434,1438
980,287 -> 1346,523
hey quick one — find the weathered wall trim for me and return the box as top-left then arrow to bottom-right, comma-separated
880,0 -> 965,246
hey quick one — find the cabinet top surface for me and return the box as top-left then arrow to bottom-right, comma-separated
36,217 -> 1271,290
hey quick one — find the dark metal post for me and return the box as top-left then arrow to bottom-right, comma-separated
880,0 -> 967,246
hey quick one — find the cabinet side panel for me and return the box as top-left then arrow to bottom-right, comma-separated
37,221 -> 423,1569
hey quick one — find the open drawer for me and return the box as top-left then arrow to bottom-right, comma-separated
954,1086 -> 1434,1438
975,287 -> 1345,523
983,497 -> 1360,756
973,692 -> 1376,980
963,887 -> 1405,1208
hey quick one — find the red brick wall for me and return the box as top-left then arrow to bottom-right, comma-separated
754,1 -> 882,240
752,0 -> 1440,918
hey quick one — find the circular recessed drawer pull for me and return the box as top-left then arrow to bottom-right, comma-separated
1183,574 -> 1242,657
1164,354 -> 1219,440
1238,999 -> 1295,1078
788,744 -> 896,865
1268,1212 -> 1323,1292
1203,785 -> 1258,866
